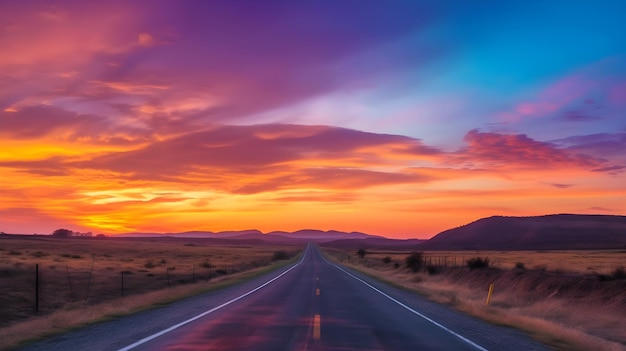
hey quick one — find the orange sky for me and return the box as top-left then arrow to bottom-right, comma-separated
1,2 -> 625,238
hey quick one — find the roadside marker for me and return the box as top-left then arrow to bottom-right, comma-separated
316,288 -> 320,296
485,283 -> 494,305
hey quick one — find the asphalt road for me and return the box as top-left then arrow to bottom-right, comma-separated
21,244 -> 549,351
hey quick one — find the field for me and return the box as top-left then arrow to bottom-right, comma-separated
0,235 -> 303,349
322,247 -> 626,351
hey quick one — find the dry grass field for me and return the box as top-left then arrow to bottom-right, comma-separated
0,235 -> 303,349
323,247 -> 626,351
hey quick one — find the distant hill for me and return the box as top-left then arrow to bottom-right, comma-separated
115,229 -> 384,243
115,230 -> 262,238
55,214 -> 626,250
272,229 -> 382,242
420,214 -> 626,250
321,237 -> 425,250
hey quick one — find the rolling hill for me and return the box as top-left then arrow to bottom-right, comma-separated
115,229 -> 384,243
419,214 -> 626,250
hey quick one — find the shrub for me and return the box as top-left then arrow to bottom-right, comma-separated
611,266 -> 625,280
426,265 -> 439,275
31,251 -> 49,258
215,269 -> 228,275
467,257 -> 490,269
515,262 -> 525,269
71,255 -> 82,259
272,250 -> 290,261
200,260 -> 212,268
144,260 -> 156,268
393,262 -> 400,269
357,248 -> 367,258
382,256 -> 392,264
9,250 -> 22,255
405,252 -> 424,272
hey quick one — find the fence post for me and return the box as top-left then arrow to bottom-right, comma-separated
66,265 -> 74,301
86,255 -> 95,300
192,264 -> 196,283
35,264 -> 39,313
121,271 -> 124,297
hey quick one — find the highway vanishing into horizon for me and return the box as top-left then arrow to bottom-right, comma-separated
22,245 -> 549,351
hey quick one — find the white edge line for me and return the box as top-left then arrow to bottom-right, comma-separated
321,253 -> 488,351
117,245 -> 309,351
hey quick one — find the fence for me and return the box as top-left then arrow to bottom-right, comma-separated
0,257 -> 274,327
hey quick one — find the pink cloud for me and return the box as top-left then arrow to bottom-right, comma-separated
455,129 -> 606,170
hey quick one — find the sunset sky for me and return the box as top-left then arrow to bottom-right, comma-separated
1,1 -> 625,238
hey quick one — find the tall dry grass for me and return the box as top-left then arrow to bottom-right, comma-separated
0,236 -> 303,349
323,247 -> 626,351
0,253 -> 300,350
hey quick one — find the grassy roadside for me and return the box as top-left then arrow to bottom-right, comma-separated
0,251 -> 302,351
321,248 -> 625,351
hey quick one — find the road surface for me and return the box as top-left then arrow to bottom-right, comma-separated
22,244 -> 549,350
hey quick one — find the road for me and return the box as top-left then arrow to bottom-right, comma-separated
22,244 -> 549,350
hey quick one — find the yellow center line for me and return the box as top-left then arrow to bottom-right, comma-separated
313,314 -> 321,340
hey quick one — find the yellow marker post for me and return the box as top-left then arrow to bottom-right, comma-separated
313,314 -> 321,340
486,283 -> 494,305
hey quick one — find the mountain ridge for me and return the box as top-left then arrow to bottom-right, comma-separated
419,214 -> 626,250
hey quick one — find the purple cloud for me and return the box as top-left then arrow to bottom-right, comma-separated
453,129 -> 606,169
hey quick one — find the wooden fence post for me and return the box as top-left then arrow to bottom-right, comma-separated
35,264 -> 39,313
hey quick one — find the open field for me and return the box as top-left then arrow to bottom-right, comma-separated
0,235 -> 303,348
322,247 -> 626,351
344,249 -> 626,275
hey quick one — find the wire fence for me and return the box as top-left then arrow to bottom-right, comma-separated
1,257 -> 276,327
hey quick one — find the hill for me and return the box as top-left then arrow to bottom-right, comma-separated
321,237 -> 425,250
115,229 -> 385,243
420,214 -> 626,250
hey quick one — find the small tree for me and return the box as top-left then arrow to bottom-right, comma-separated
405,252 -> 424,272
52,228 -> 73,238
357,248 -> 367,258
